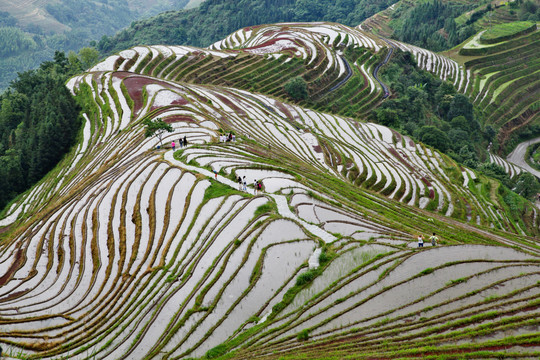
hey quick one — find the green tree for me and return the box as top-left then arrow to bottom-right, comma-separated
78,47 -> 100,70
417,125 -> 450,152
447,94 -> 474,122
374,108 -> 399,127
143,118 -> 173,147
477,162 -> 512,188
0,52 -> 81,212
284,77 -> 308,101
514,172 -> 540,200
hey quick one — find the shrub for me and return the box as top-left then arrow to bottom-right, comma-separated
284,77 -> 308,101
295,270 -> 317,286
297,329 -> 309,341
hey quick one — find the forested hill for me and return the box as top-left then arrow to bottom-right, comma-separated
0,52 -> 84,211
96,0 -> 398,53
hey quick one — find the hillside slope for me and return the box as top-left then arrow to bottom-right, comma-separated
447,22 -> 540,153
0,22 -> 539,360
0,0 -> 189,91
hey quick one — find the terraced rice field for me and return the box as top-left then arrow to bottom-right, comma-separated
456,25 -> 540,152
362,10 -> 538,168
0,22 -> 539,360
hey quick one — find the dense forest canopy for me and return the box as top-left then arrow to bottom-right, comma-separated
391,0 -> 476,51
0,11 -> 17,27
0,52 -> 86,212
97,0 -> 399,53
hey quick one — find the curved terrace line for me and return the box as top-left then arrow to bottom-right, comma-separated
163,150 -> 336,243
507,136 -> 540,180
328,55 -> 353,93
372,37 -> 395,99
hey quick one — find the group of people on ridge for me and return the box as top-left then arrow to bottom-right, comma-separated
171,136 -> 187,151
417,233 -> 438,247
220,132 -> 236,143
235,176 -> 262,195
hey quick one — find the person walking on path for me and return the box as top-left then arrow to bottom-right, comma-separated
243,176 -> 247,191
214,170 -> 218,180
172,141 -> 176,152
179,138 -> 183,148
430,233 -> 438,246
418,235 -> 424,248
183,136 -> 187,147
254,179 -> 258,195
238,176 -> 242,191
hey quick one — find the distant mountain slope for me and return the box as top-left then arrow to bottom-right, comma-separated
0,0 -> 188,34
1,21 -> 539,360
0,0 -> 189,91
184,0 -> 205,9
96,0 -> 399,53
0,0 -> 68,34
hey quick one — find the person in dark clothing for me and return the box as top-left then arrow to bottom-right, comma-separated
183,135 -> 187,147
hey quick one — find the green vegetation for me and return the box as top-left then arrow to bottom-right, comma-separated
480,21 -> 537,43
373,51 -> 484,164
0,27 -> 37,57
391,0 -> 477,52
284,77 -> 308,101
456,24 -> 539,156
0,51 -> 82,213
97,0 -> 398,53
373,49 -> 540,206
1,2 -> 539,358
419,267 -> 435,276
143,117 -> 173,147
530,143 -> 540,170
447,278 -> 467,285
296,329 -> 310,341
295,269 -> 318,286
203,181 -> 242,202
0,11 -> 17,28
253,202 -> 275,218
369,0 -> 540,53
205,344 -> 227,358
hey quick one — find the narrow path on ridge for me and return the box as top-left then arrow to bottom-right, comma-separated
163,150 -> 336,245
373,37 -> 395,99
507,136 -> 540,180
